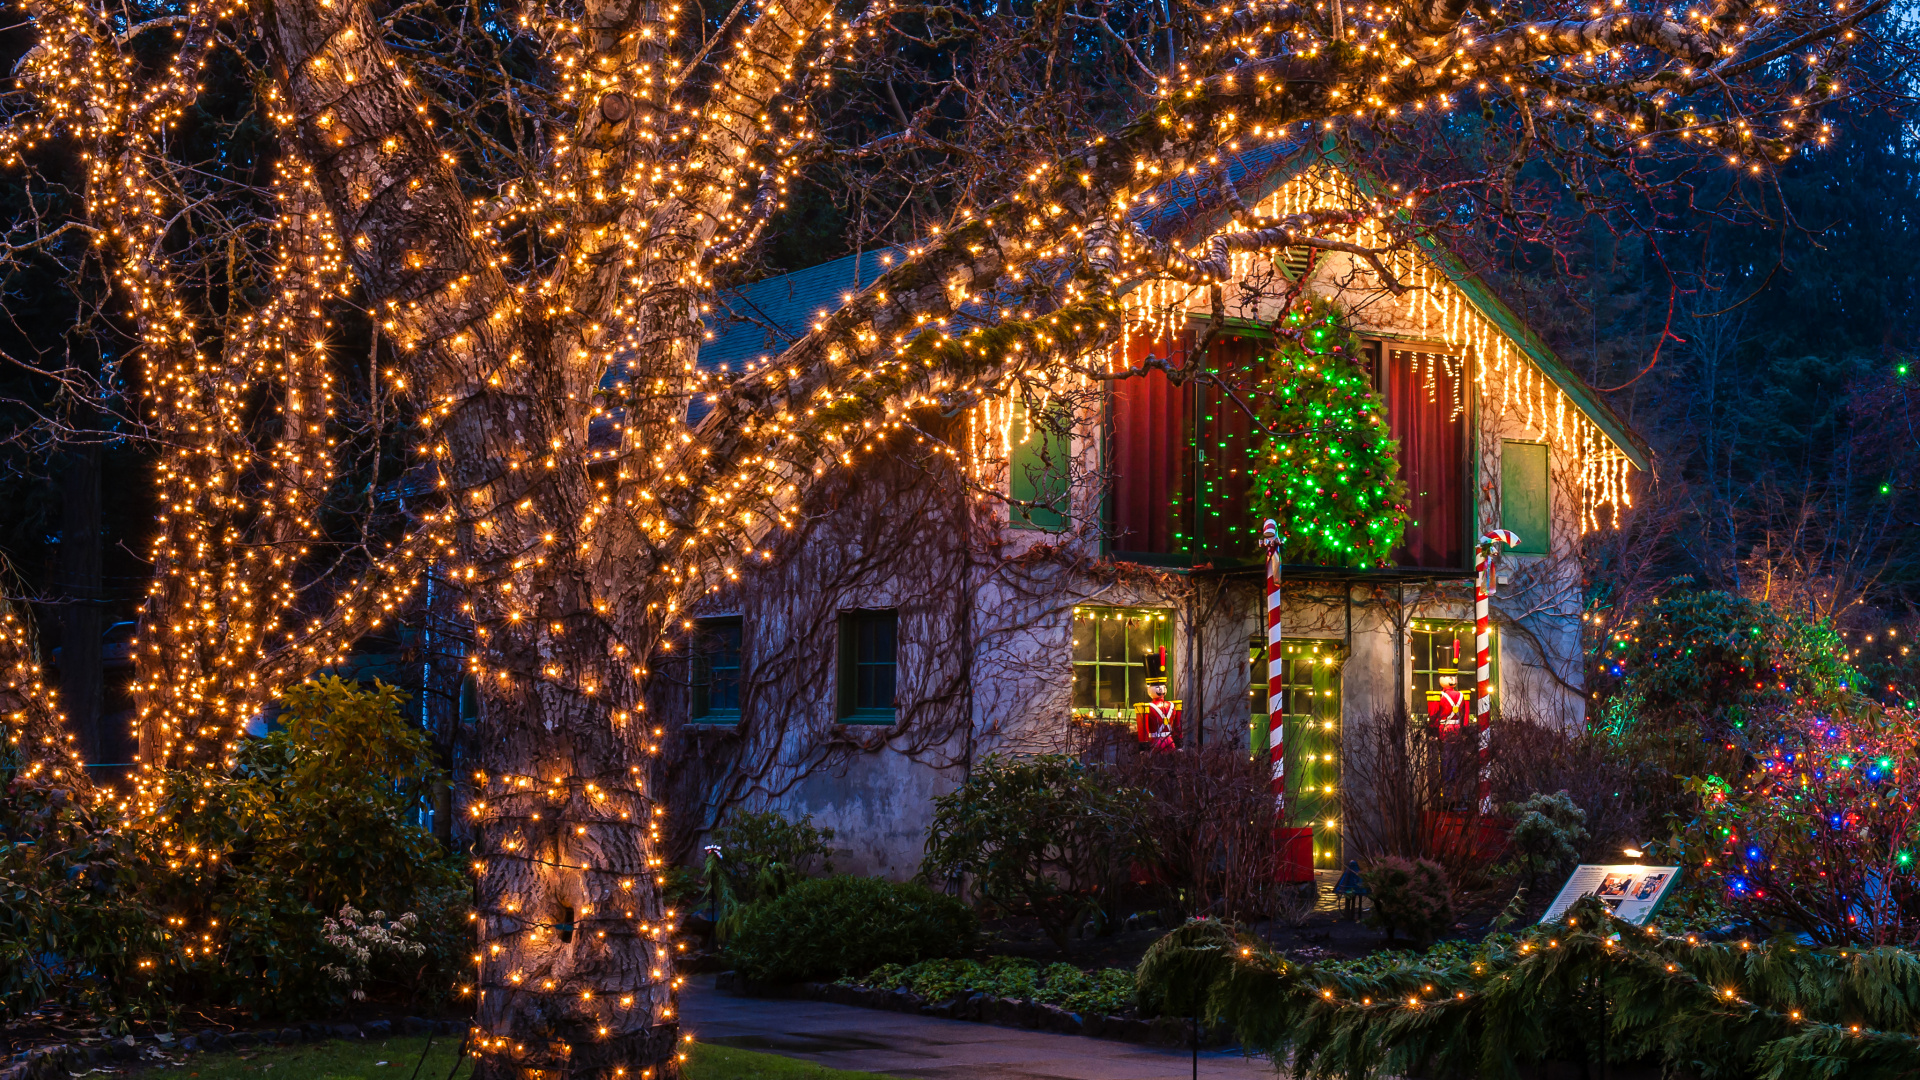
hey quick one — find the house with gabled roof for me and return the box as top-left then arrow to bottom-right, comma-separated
667,143 -> 1649,878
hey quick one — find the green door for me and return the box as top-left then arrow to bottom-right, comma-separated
1250,637 -> 1344,868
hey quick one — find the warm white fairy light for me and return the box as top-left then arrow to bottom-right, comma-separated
1099,163 -> 1639,534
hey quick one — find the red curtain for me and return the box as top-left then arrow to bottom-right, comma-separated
1386,348 -> 1467,569
1109,335 -> 1192,556
1195,338 -> 1262,561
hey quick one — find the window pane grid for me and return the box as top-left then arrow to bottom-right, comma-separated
1071,606 -> 1172,721
1410,619 -> 1491,716
840,610 -> 898,720
854,615 -> 896,711
691,618 -> 742,720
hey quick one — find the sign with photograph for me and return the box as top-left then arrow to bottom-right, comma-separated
1540,864 -> 1681,926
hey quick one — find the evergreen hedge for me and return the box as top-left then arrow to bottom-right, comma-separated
724,875 -> 976,982
1135,897 -> 1920,1079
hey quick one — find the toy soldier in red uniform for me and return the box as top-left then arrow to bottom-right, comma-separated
1427,674 -> 1468,735
1138,681 -> 1182,752
1427,674 -> 1473,810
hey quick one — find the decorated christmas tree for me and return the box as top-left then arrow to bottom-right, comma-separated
1250,302 -> 1408,568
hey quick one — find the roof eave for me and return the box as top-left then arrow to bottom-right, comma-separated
1170,141 -> 1652,473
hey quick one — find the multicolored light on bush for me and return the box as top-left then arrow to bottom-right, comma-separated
1688,702 -> 1920,946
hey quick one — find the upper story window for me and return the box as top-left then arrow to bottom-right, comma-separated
837,610 -> 898,722
690,617 -> 743,721
1383,347 -> 1467,570
1009,400 -> 1071,531
1107,335 -> 1264,563
1105,334 -> 1469,571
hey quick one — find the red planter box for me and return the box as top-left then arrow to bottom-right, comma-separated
1421,810 -> 1511,861
1273,826 -> 1315,883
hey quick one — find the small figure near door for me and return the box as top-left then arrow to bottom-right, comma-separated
1138,681 -> 1182,752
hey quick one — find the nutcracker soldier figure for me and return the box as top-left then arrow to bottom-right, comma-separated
1138,681 -> 1182,753
1427,673 -> 1473,810
1427,674 -> 1468,735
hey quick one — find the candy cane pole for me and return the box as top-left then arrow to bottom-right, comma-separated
1261,519 -> 1285,814
1475,529 -> 1520,815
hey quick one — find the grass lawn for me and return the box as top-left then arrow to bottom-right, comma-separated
147,1036 -> 891,1080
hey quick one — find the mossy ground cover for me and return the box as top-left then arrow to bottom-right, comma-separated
130,1037 -> 887,1080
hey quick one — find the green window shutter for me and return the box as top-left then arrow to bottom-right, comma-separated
1500,440 -> 1550,555
1009,400 -> 1071,531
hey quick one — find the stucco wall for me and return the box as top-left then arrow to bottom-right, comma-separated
677,215 -> 1608,878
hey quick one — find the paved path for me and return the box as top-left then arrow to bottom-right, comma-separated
681,977 -> 1276,1080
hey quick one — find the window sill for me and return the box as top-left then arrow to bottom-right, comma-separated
837,712 -> 897,725
688,714 -> 742,730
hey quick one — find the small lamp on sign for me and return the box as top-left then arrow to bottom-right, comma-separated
1623,847 -> 1645,864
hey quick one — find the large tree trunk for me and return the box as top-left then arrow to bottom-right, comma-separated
469,556 -> 679,1078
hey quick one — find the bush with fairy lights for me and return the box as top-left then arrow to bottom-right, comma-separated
0,676 -> 468,1021
1595,591 -> 1856,743
1249,301 -> 1408,568
1682,701 -> 1920,947
1591,591 -> 1859,822
1134,893 -> 1920,1079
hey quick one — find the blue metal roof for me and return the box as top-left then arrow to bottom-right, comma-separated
695,143 -> 1303,370
699,248 -> 901,372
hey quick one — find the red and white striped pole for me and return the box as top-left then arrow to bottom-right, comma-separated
1474,529 -> 1520,815
1261,519 -> 1285,814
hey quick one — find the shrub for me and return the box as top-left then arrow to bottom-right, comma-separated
148,676 -> 469,1016
0,773 -> 168,1023
1503,790 -> 1589,891
1362,857 -> 1454,945
1134,918 -> 1248,1018
0,675 -> 469,1021
1595,591 -> 1857,739
724,875 -> 975,983
696,809 -> 835,942
1135,896 -> 1920,1080
1109,745 -> 1289,922
921,754 -> 1152,954
708,810 -> 835,904
1483,714 -> 1652,861
847,956 -> 1135,1016
1683,701 -> 1920,946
